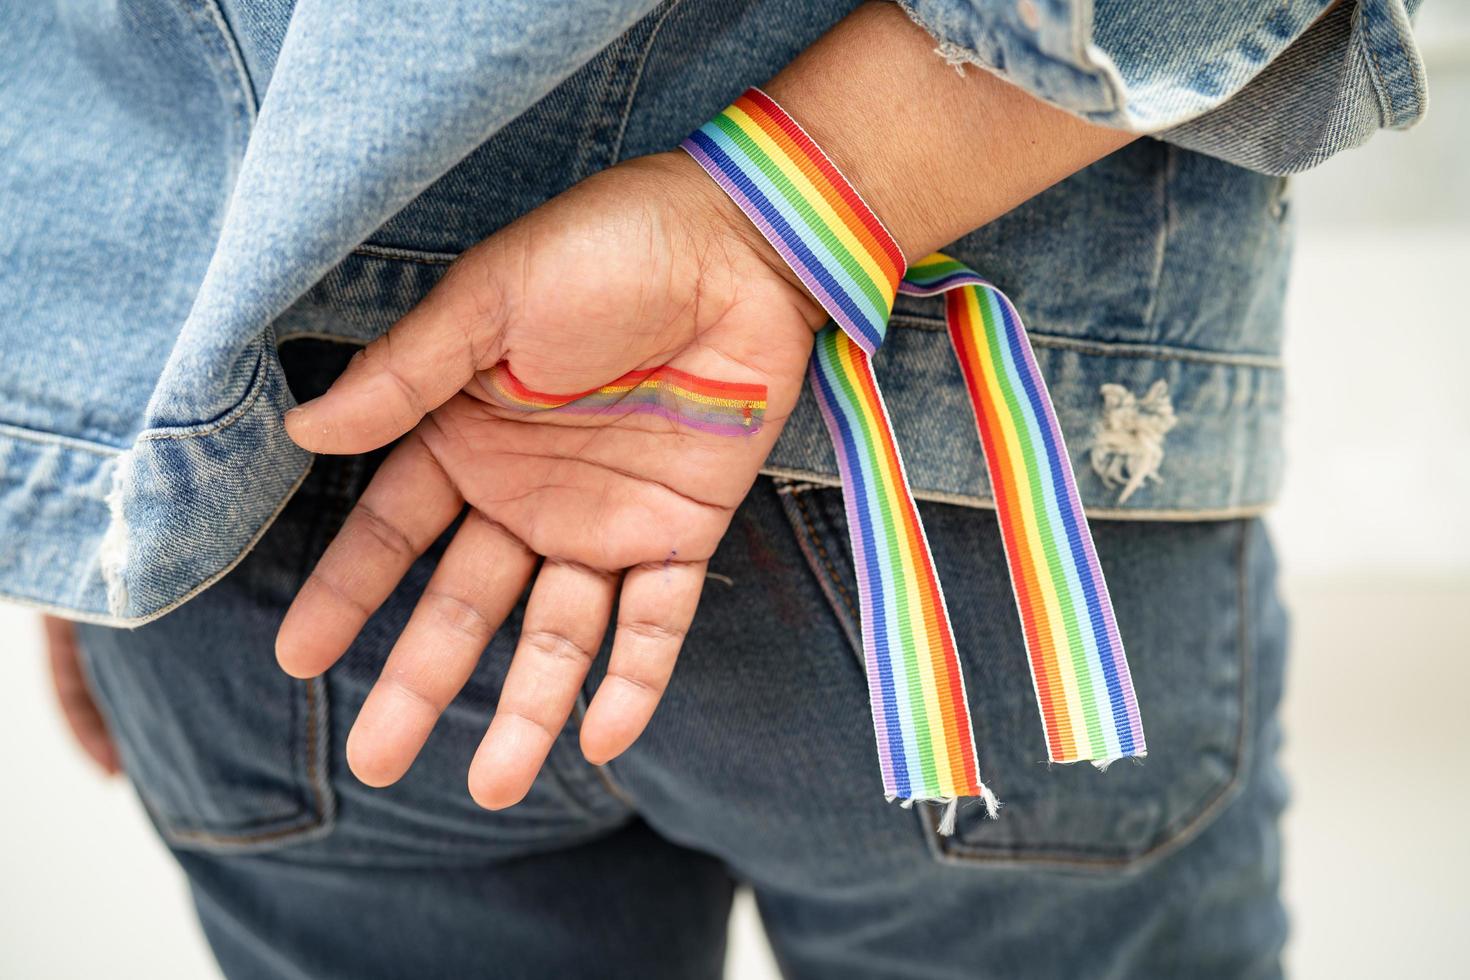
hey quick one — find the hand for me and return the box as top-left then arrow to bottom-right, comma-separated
43,615 -> 121,775
275,152 -> 824,808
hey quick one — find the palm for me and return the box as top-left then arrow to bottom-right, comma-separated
276,153 -> 822,808
426,229 -> 814,569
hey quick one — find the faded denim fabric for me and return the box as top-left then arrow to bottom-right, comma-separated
900,0 -> 1427,173
76,345 -> 1290,977
0,0 -> 1427,624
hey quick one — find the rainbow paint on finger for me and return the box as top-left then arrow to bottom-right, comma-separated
683,88 -> 1146,821
486,364 -> 767,437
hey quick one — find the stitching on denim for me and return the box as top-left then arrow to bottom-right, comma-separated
1140,144 -> 1174,331
1359,10 -> 1396,123
540,726 -> 635,824
302,678 -> 331,825
11,458 -> 316,628
609,0 -> 685,164
179,0 -> 256,209
196,0 -> 258,118
759,465 -> 1275,522
926,520 -> 1256,870
277,330 -> 369,348
134,336 -> 269,442
888,315 -> 1284,369
0,422 -> 123,457
160,675 -> 332,849
779,484 -> 866,666
792,489 -> 860,628
351,243 -> 458,266
567,697 -> 640,812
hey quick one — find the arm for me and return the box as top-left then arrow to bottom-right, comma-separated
275,2 -> 1131,808
760,2 -> 1131,262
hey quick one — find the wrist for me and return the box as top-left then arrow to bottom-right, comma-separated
635,150 -> 829,328
759,2 -> 1132,262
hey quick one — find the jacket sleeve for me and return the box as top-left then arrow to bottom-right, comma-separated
895,0 -> 1428,174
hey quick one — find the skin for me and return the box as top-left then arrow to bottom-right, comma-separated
43,616 -> 120,776
47,4 -> 1134,806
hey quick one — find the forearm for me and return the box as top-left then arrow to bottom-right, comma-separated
761,1 -> 1134,262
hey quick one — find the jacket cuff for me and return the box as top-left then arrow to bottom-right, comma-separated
894,0 -> 1427,175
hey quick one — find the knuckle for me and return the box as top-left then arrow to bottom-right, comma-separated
382,673 -> 445,714
465,509 -> 530,553
350,502 -> 421,558
302,569 -> 374,619
364,336 -> 430,420
544,555 -> 618,583
422,589 -> 495,645
606,667 -> 665,698
618,619 -> 686,644
502,706 -> 560,741
519,628 -> 596,669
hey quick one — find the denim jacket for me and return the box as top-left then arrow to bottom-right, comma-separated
0,0 -> 1426,624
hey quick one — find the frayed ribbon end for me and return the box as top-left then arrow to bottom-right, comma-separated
891,787 -> 1002,836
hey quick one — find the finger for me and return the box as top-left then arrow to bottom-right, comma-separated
346,512 -> 536,787
468,559 -> 617,810
43,616 -> 120,775
581,560 -> 706,765
276,433 -> 462,679
285,256 -> 508,455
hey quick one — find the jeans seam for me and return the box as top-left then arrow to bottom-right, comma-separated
563,668 -> 640,812
609,0 -> 685,164
760,465 -> 1276,522
780,484 -> 865,664
0,422 -> 123,456
791,490 -> 860,627
1140,143 -> 1174,332
887,315 -> 1284,369
157,677 -> 333,848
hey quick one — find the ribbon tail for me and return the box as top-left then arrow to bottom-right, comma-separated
807,325 -> 992,803
903,253 -> 1147,764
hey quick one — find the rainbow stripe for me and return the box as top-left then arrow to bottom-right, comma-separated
486,364 -> 766,437
684,89 -> 1145,807
682,87 -> 904,354
811,326 -> 981,800
903,257 -> 1145,761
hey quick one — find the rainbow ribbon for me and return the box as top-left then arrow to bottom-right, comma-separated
684,88 -> 1145,812
486,364 -> 767,437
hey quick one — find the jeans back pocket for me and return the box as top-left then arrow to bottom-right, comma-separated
782,483 -> 1265,871
76,427 -> 341,853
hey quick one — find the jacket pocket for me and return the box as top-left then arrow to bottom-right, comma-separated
781,482 -> 1255,871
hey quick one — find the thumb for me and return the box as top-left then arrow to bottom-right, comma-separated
286,256 -> 508,454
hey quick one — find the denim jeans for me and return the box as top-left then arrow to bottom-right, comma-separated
77,341 -> 1288,979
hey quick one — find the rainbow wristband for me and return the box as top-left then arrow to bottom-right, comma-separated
683,88 -> 1145,818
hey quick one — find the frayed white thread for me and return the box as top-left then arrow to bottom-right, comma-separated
1089,380 -> 1177,504
893,790 -> 1003,836
98,451 -> 134,618
938,797 -> 959,835
979,784 -> 1001,820
705,571 -> 735,587
934,41 -> 974,75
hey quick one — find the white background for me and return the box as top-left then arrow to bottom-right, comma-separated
2,8 -> 1467,976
